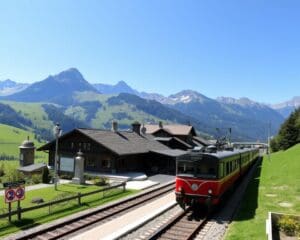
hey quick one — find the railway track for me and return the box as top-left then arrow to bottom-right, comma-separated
145,207 -> 208,240
9,182 -> 174,240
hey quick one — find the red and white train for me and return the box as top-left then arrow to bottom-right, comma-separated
175,147 -> 259,208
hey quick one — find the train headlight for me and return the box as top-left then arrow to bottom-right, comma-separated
208,189 -> 212,195
178,187 -> 182,192
191,183 -> 198,191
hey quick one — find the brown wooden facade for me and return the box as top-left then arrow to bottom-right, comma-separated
39,129 -> 178,175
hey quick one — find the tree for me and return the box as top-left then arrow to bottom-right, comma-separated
271,107 -> 300,151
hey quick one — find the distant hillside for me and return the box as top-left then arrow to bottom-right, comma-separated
0,68 -> 286,141
2,68 -> 98,105
0,123 -> 47,160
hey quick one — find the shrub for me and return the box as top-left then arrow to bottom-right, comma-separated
93,176 -> 108,186
278,215 -> 300,236
31,174 -> 42,184
60,173 -> 73,180
2,167 -> 25,183
0,163 -> 4,177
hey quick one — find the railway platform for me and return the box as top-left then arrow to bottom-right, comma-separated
70,192 -> 176,240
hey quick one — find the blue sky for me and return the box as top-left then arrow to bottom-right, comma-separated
0,0 -> 300,103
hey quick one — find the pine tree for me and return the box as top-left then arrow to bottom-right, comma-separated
272,107 -> 300,151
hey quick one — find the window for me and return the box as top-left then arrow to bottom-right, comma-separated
226,162 -> 230,175
219,163 -> 224,178
177,161 -> 195,176
195,160 -> 217,179
86,157 -> 96,168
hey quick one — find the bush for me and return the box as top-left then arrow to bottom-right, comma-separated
0,163 -> 4,177
60,173 -> 73,180
84,173 -> 97,181
2,167 -> 25,183
31,174 -> 42,184
93,176 -> 108,186
278,215 -> 300,236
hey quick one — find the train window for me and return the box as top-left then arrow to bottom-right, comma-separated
219,163 -> 224,178
177,161 -> 195,176
196,161 -> 217,179
226,162 -> 230,175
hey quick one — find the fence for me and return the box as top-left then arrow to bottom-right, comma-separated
0,181 -> 126,222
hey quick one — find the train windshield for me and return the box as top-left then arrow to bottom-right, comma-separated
177,161 -> 195,177
177,156 -> 218,179
195,160 -> 217,179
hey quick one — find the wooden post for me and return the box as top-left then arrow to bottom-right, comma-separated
123,182 -> 126,192
17,200 -> 21,221
78,192 -> 81,205
8,202 -> 11,223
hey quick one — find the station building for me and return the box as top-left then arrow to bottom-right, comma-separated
37,122 -> 186,176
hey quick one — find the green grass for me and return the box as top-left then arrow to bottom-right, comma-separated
0,183 -> 138,237
0,101 -> 52,130
225,144 -> 300,240
0,123 -> 47,161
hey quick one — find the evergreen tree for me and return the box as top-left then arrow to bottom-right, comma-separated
271,107 -> 300,151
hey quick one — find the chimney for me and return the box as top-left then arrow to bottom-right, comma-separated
111,120 -> 118,132
141,124 -> 146,135
159,121 -> 163,129
132,121 -> 141,135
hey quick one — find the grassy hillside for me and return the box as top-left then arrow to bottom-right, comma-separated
68,92 -> 166,129
0,123 -> 47,161
0,100 -> 52,130
225,144 -> 300,240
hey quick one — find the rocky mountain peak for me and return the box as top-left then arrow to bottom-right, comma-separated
168,90 -> 210,104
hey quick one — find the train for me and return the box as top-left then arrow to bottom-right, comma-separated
175,146 -> 259,209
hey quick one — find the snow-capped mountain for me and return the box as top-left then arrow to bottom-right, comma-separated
0,79 -> 29,96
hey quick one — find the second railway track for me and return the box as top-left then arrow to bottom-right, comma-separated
7,181 -> 174,240
146,207 -> 208,240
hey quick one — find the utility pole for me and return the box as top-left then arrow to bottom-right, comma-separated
53,123 -> 62,190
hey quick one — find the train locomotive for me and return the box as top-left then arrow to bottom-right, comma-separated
175,147 -> 259,209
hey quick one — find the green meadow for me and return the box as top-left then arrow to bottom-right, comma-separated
0,183 -> 138,237
225,144 -> 300,240
0,123 -> 47,161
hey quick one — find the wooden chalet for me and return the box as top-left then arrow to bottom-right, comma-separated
37,122 -> 186,175
143,122 -> 209,149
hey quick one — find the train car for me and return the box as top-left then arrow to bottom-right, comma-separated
175,147 -> 259,209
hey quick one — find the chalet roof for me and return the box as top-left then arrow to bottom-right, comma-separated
38,128 -> 170,156
18,163 -> 47,173
144,124 -> 196,136
154,137 -> 192,149
193,136 -> 211,146
150,149 -> 187,157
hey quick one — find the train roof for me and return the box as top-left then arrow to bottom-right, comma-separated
177,147 -> 258,161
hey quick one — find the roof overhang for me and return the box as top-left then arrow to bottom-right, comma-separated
150,149 -> 187,157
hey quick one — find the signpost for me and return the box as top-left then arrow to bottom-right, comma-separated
3,181 -> 25,222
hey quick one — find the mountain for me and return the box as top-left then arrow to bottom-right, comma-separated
0,69 -> 286,141
165,91 -> 284,141
271,96 -> 300,118
92,81 -> 168,102
0,79 -> 29,96
2,68 -> 98,105
93,80 -> 139,95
